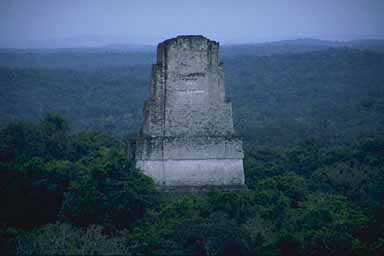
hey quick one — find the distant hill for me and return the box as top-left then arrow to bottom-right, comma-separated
1,38 -> 383,69
0,49 -> 155,69
346,39 -> 384,52
221,38 -> 384,56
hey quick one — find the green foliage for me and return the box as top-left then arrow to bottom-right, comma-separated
0,116 -> 158,255
207,192 -> 254,222
126,195 -> 248,256
15,223 -> 129,255
1,46 -> 384,254
1,115 -> 383,255
39,113 -> 70,160
282,193 -> 368,255
0,121 -> 43,162
1,48 -> 384,143
255,173 -> 307,201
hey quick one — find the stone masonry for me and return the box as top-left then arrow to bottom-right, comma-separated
135,35 -> 245,188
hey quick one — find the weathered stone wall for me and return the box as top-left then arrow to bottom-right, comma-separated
136,35 -> 245,188
136,136 -> 243,160
136,159 -> 244,186
142,36 -> 234,137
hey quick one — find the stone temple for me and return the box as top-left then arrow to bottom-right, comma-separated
135,35 -> 245,189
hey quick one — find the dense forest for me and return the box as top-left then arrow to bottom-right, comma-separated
1,44 -> 384,146
1,41 -> 384,255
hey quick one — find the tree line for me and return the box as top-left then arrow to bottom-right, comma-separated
0,115 -> 383,255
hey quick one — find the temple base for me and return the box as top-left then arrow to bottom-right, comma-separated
158,185 -> 248,193
136,159 -> 245,187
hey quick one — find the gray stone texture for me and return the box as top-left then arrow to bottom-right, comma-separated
135,35 -> 245,187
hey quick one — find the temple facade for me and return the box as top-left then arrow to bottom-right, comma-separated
135,35 -> 245,189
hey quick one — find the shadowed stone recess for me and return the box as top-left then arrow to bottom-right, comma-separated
135,35 -> 245,188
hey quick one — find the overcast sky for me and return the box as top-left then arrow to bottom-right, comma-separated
1,0 -> 383,48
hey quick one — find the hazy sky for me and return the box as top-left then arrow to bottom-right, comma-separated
1,0 -> 383,47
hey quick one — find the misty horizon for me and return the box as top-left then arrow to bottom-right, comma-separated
1,35 -> 384,50
1,0 -> 384,48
